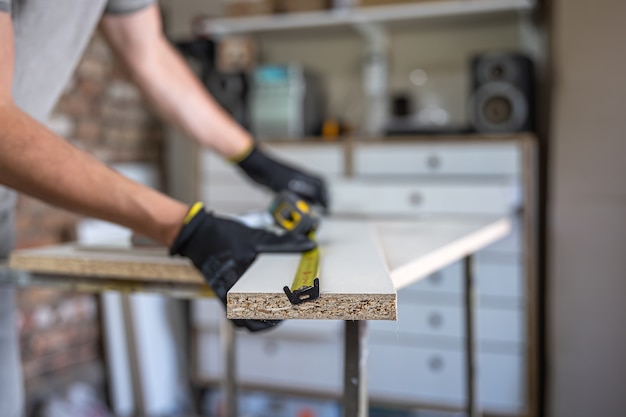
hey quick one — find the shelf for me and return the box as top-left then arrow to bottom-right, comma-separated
198,0 -> 535,36
255,132 -> 536,144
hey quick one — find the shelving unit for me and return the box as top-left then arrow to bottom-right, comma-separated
197,0 -> 535,36
176,0 -> 543,413
181,134 -> 539,417
195,0 -> 538,137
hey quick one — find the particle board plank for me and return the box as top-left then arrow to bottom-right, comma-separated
373,216 -> 512,290
227,219 -> 397,321
8,244 -> 205,284
7,216 -> 510,321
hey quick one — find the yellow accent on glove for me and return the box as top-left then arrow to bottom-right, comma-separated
228,144 -> 255,164
184,202 -> 204,225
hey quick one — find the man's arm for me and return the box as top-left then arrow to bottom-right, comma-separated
100,5 -> 330,208
0,13 -> 188,246
100,5 -> 252,159
1,9 -> 313,332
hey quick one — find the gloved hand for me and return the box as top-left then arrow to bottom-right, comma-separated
234,145 -> 330,210
170,203 -> 315,332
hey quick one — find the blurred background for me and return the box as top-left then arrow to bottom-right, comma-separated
12,0 -> 626,416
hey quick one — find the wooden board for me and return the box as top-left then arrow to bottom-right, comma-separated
7,216 -> 511,321
9,244 -> 204,284
373,216 -> 512,289
227,219 -> 396,321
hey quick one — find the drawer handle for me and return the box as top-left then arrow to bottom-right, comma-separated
427,312 -> 444,329
428,355 -> 444,372
408,192 -> 423,206
427,155 -> 441,170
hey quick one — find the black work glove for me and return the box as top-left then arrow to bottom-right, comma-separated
236,146 -> 330,210
170,203 -> 315,332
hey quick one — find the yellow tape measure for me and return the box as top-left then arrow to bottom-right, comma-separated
283,234 -> 320,305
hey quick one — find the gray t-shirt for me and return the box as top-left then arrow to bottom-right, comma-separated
0,0 -> 154,211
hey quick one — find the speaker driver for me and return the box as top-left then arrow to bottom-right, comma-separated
477,54 -> 520,84
470,81 -> 528,133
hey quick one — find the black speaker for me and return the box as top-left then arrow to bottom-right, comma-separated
469,52 -> 535,133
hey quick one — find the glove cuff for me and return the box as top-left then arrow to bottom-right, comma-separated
169,202 -> 208,256
229,144 -> 256,164
235,145 -> 264,169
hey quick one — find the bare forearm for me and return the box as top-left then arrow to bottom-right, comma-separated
0,103 -> 187,246
100,6 -> 252,159
134,42 -> 252,157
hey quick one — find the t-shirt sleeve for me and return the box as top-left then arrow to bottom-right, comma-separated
105,0 -> 155,15
0,0 -> 10,13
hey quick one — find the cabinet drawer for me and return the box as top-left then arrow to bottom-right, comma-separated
369,344 -> 464,404
402,262 -> 523,299
369,344 -> 525,412
370,303 -> 463,339
479,351 -> 525,412
331,179 -> 518,216
266,144 -> 344,177
354,143 -> 520,177
196,331 -> 343,394
369,304 -> 524,344
202,178 -> 518,216
477,263 -> 524,299
477,307 -> 525,344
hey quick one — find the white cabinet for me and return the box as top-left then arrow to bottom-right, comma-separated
369,300 -> 524,344
196,316 -> 345,394
367,343 -> 525,411
191,138 -> 533,416
353,143 -> 520,177
330,179 -> 518,216
368,344 -> 465,405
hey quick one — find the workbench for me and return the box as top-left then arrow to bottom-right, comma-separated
2,214 -> 511,417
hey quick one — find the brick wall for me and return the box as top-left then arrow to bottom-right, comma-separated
15,33 -> 165,414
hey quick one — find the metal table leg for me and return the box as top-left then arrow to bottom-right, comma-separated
344,320 -> 368,417
221,317 -> 237,417
463,255 -> 480,417
120,294 -> 145,416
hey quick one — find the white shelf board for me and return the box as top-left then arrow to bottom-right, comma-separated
198,0 -> 535,36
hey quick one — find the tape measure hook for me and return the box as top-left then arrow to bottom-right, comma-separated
283,278 -> 320,305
